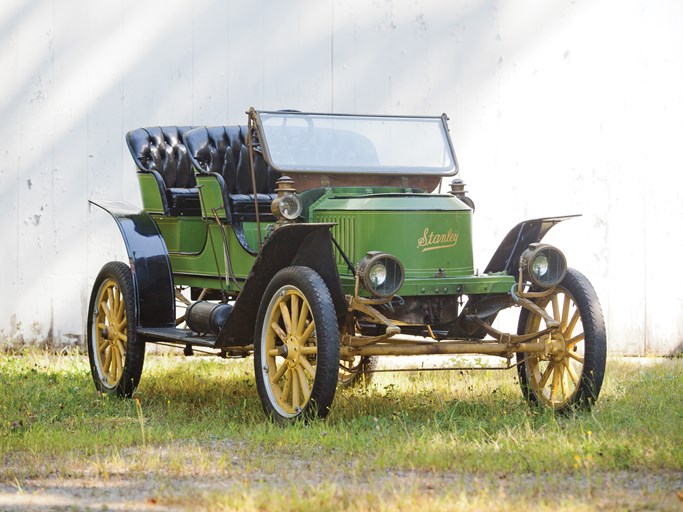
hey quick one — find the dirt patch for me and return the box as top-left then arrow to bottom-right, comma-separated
1,470 -> 681,511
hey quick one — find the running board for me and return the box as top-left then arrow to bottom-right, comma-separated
136,326 -> 217,348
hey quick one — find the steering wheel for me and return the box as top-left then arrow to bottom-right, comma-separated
281,114 -> 315,160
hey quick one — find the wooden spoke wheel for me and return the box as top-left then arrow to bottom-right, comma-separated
255,267 -> 339,423
517,269 -> 606,412
87,262 -> 145,397
338,355 -> 378,388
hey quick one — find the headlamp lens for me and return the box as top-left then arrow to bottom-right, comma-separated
273,194 -> 302,220
531,253 -> 549,278
368,263 -> 387,287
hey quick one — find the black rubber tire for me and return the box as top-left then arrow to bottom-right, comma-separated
254,266 -> 340,423
338,355 -> 378,388
517,268 -> 606,412
87,261 -> 145,397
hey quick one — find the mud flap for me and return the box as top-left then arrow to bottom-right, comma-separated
451,215 -> 579,339
484,215 -> 579,274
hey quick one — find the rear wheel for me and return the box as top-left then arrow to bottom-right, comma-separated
87,261 -> 145,397
254,267 -> 340,423
338,355 -> 378,388
517,268 -> 606,412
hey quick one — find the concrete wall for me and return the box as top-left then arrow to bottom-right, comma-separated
0,0 -> 681,354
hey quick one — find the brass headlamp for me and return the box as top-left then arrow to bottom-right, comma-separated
271,176 -> 303,222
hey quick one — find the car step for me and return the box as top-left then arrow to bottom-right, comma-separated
136,326 -> 217,348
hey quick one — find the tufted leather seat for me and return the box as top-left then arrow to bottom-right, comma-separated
126,126 -> 202,216
183,126 -> 280,220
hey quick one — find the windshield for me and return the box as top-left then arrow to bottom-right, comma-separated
254,111 -> 458,176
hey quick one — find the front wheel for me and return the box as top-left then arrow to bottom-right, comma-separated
517,268 -> 606,412
254,266 -> 340,423
87,261 -> 145,397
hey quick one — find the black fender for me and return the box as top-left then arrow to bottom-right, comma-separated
484,215 -> 580,274
216,223 -> 346,347
90,200 -> 175,328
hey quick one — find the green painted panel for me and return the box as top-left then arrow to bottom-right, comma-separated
138,173 -> 165,213
338,271 -> 515,297
168,223 -> 257,294
241,222 -> 274,252
196,175 -> 226,218
154,217 -> 208,254
315,208 -> 475,278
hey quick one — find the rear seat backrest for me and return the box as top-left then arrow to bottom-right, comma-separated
126,126 -> 202,216
126,126 -> 196,188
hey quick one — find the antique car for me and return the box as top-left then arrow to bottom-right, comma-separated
87,108 -> 607,423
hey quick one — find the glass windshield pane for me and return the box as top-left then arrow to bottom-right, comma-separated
256,111 -> 457,175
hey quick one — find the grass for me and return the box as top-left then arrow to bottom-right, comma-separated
0,349 -> 682,510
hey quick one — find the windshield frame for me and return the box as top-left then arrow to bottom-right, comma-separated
252,110 -> 459,177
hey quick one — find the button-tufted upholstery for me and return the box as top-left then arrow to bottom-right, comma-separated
184,126 -> 280,219
126,126 -> 201,216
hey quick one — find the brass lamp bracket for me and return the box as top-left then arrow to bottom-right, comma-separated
343,274 -> 402,348
514,295 -> 559,329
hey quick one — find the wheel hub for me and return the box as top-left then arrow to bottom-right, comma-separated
285,335 -> 300,368
548,333 -> 567,362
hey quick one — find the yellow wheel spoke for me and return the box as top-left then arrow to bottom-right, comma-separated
103,347 -> 112,373
551,295 -> 561,324
271,362 -> 288,384
296,365 -> 311,402
98,338 -> 109,354
296,301 -> 309,337
267,348 -> 280,357
115,339 -> 126,358
279,302 -> 292,334
299,356 -> 316,378
270,322 -> 287,342
550,364 -> 561,402
290,295 -> 299,335
113,289 -> 121,321
109,348 -> 117,382
300,322 -> 316,345
565,309 -> 580,338
558,364 -> 567,399
292,370 -> 300,409
281,371 -> 292,403
566,333 -> 585,351
101,302 -> 112,323
564,358 -> 580,386
106,287 -> 114,311
538,363 -> 553,389
117,332 -> 127,344
568,351 -> 585,364
175,290 -> 191,306
271,380 -> 283,401
561,295 -> 571,331
300,346 -> 317,355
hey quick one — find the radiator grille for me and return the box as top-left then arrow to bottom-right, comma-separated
319,216 -> 356,268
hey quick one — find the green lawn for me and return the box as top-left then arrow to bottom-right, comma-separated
0,349 -> 681,510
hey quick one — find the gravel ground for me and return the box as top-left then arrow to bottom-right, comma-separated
1,470 -> 681,511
